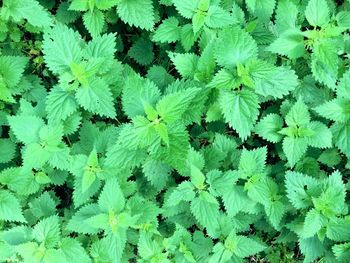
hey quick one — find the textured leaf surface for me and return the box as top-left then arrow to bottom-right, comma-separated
117,0 -> 155,30
43,24 -> 83,75
0,190 -> 26,222
214,27 -> 258,68
219,90 -> 259,140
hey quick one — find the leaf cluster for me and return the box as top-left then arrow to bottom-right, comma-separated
1,0 -> 350,262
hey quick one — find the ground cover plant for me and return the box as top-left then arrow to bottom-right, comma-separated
1,0 -> 350,262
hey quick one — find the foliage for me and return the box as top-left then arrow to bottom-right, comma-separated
0,0 -> 350,262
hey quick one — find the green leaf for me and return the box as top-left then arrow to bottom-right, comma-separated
85,33 -> 117,58
155,122 -> 170,146
117,0 -> 155,30
152,17 -> 181,43
45,249 -> 68,263
239,147 -> 267,177
43,24 -> 83,75
268,29 -> 305,59
83,9 -> 105,38
95,0 -> 119,10
165,181 -> 195,207
285,99 -> 310,127
205,6 -> 234,28
219,89 -> 259,140
255,114 -> 284,143
318,148 -> 341,167
0,138 -> 16,164
180,24 -> 198,51
2,225 -> 32,246
169,52 -> 199,79
73,167 -> 99,201
282,137 -> 308,167
0,55 -> 28,103
16,242 -> 39,262
156,88 -> 200,123
313,171 -> 346,217
98,178 -> 125,213
214,26 -> 258,68
206,170 -> 232,197
190,165 -> 206,189
266,200 -> 285,230
336,11 -> 350,28
285,171 -> 319,209
122,75 -> 160,119
190,191 -> 219,232
67,204 -> 101,234
209,242 -> 233,263
128,38 -> 154,66
331,121 -> 350,157
301,209 -> 324,238
247,60 -> 299,98
47,145 -> 71,170
2,0 -> 52,28
208,69 -> 236,89
33,215 -> 60,248
299,236 -> 325,262
22,143 -> 50,169
172,0 -> 198,19
0,168 -> 40,196
305,0 -> 330,27
69,0 -> 89,11
102,231 -> 127,263
223,186 -> 256,216
307,121 -> 332,148
311,40 -> 339,89
192,12 -> 206,34
29,191 -> 57,219
315,98 -> 350,123
137,232 -> 163,261
326,218 -> 350,242
46,86 -> 78,121
246,0 -> 276,21
142,159 -> 171,190
0,190 -> 26,222
234,235 -> 266,258
8,115 -> 45,144
333,243 -> 350,262
133,116 -> 158,147
275,0 -> 299,32
60,238 -> 92,263
337,69 -> 350,100
82,150 -> 100,192
0,56 -> 28,89
75,78 -> 116,118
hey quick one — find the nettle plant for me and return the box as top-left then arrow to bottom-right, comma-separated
1,0 -> 350,262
